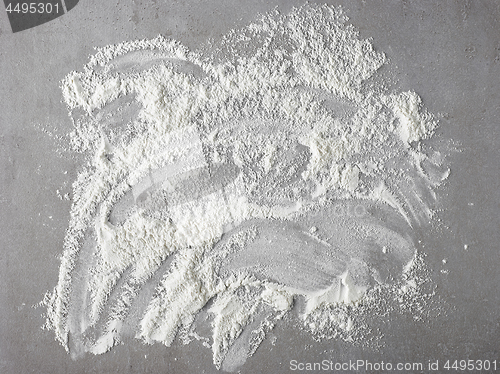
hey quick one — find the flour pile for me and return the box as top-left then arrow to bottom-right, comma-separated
44,4 -> 449,370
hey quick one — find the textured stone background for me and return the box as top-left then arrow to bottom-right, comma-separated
0,1 -> 499,373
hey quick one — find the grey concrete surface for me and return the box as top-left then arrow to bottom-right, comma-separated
0,1 -> 499,373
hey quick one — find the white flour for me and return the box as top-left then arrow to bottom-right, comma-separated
44,4 -> 449,370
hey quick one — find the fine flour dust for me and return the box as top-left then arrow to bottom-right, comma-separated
43,4 -> 450,370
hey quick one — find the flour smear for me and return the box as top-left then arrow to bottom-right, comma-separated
44,4 -> 450,371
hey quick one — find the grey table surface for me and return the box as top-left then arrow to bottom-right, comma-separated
1,1 -> 499,373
